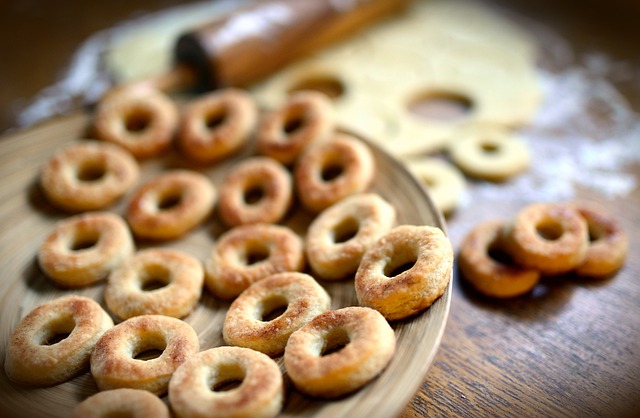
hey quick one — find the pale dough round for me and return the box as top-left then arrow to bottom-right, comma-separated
406,157 -> 466,215
448,125 -> 531,181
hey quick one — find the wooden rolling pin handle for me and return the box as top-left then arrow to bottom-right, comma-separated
173,0 -> 409,91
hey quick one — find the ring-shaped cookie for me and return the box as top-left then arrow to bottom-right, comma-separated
71,388 -> 170,418
178,88 -> 257,164
284,306 -> 396,398
569,201 -> 628,278
406,157 -> 466,215
104,248 -> 204,320
295,133 -> 375,213
38,212 -> 135,288
502,203 -> 588,276
40,141 -> 139,212
205,223 -> 305,300
4,295 -> 113,386
223,272 -> 331,357
90,314 -> 199,395
459,219 -> 540,298
448,125 -> 531,181
93,87 -> 178,159
257,90 -> 335,165
355,225 -> 453,321
168,346 -> 284,418
305,193 -> 396,280
126,169 -> 217,240
218,157 -> 292,227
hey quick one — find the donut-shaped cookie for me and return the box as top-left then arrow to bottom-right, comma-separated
305,193 -> 396,280
284,306 -> 396,398
126,169 -> 216,240
502,203 -> 588,276
205,224 -> 305,300
4,295 -> 113,386
169,346 -> 284,418
569,201 -> 628,278
448,125 -> 530,181
355,225 -> 453,321
459,219 -> 540,298
178,88 -> 257,164
257,90 -> 334,165
90,314 -> 199,395
295,133 -> 375,213
104,248 -> 204,320
223,272 -> 331,357
71,388 -> 170,418
38,212 -> 135,288
218,157 -> 292,227
406,157 -> 466,215
40,141 -> 139,212
93,87 -> 179,159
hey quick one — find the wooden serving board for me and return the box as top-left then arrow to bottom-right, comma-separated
0,112 -> 451,418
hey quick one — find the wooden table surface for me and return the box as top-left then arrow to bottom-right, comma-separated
2,1 -> 639,417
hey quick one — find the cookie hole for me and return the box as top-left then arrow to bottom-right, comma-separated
259,295 -> 289,322
70,232 -> 100,251
134,348 -> 164,361
333,217 -> 360,244
488,245 -> 514,265
481,142 -> 500,154
321,163 -> 344,182
133,335 -> 167,361
588,224 -> 604,242
140,264 -> 171,292
44,332 -> 72,346
205,110 -> 227,129
283,114 -> 305,134
157,191 -> 183,210
244,244 -> 270,266
536,221 -> 564,241
321,327 -> 350,356
124,109 -> 152,133
210,363 -> 245,392
408,91 -> 473,122
141,279 -> 168,292
385,261 -> 416,277
288,77 -> 345,99
40,316 -> 76,346
213,379 -> 244,392
77,161 -> 107,182
243,185 -> 265,205
383,243 -> 418,277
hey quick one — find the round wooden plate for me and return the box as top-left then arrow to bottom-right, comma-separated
0,112 -> 451,418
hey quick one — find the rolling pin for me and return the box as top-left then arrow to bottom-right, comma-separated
130,0 -> 409,95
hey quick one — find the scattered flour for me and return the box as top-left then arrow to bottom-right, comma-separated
468,60 -> 639,205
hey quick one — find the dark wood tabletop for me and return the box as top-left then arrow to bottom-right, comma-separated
1,1 -> 639,417
400,2 -> 640,417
